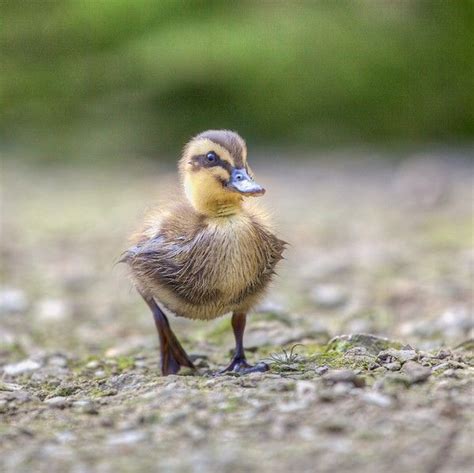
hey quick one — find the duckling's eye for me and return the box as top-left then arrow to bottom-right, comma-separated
206,151 -> 218,163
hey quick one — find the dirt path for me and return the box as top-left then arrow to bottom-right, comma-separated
1,154 -> 473,472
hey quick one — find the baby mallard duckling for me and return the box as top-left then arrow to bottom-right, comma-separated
122,130 -> 285,375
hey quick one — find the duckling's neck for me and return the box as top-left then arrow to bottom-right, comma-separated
183,176 -> 244,217
191,196 -> 243,217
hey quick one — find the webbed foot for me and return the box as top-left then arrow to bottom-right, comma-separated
220,356 -> 269,375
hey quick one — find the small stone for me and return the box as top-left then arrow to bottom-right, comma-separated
401,361 -> 431,384
378,348 -> 418,364
73,399 -> 98,414
277,400 -> 308,413
381,372 -> 411,389
332,382 -> 354,395
3,359 -> 41,376
295,380 -> 317,400
436,308 -> 473,337
435,349 -> 453,359
0,288 -> 28,314
323,369 -> 365,388
55,431 -> 76,443
310,285 -> 348,309
297,425 -> 316,441
0,381 -> 22,391
85,360 -> 100,369
432,362 -> 450,372
5,390 -> 34,403
343,346 -> 378,365
107,430 -> 146,446
35,298 -> 70,322
320,418 -> 347,433
315,366 -> 329,375
361,391 -> 393,408
327,334 -> 403,355
45,396 -> 69,408
440,368 -> 462,379
48,355 -> 68,368
384,361 -> 402,371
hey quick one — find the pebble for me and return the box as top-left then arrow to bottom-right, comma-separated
323,369 -> 365,388
378,349 -> 418,364
384,361 -> 402,371
44,396 -> 69,408
3,359 -> 41,376
35,298 -> 71,322
310,285 -> 348,309
277,400 -> 308,413
47,355 -> 68,368
327,334 -> 402,355
332,382 -> 354,395
0,287 -> 28,314
315,366 -> 329,375
107,430 -> 146,446
440,368 -> 462,379
73,399 -> 98,414
85,360 -> 100,369
401,361 -> 431,384
437,308 -> 473,336
295,380 -> 317,400
0,381 -> 23,391
55,431 -> 76,444
361,391 -> 393,408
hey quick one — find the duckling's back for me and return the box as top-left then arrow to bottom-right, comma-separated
122,203 -> 285,320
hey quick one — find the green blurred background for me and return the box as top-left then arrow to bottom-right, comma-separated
1,0 -> 473,161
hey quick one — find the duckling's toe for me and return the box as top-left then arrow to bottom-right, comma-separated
220,358 -> 269,375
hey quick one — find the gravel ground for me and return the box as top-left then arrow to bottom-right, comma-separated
1,152 -> 473,472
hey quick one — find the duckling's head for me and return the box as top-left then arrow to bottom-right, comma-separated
179,130 -> 265,217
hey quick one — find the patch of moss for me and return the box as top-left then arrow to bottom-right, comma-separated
115,356 -> 135,372
312,352 -> 352,369
53,384 -> 79,397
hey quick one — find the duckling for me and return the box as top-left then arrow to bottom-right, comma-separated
121,130 -> 286,375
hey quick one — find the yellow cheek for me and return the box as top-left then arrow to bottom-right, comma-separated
184,172 -> 225,202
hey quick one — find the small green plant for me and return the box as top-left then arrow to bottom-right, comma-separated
265,344 -> 307,372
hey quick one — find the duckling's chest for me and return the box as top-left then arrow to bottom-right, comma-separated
190,217 -> 263,289
132,213 -> 284,318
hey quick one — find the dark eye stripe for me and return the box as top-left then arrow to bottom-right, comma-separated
218,159 -> 233,174
191,154 -> 233,174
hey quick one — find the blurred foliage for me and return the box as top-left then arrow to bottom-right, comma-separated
1,0 -> 473,160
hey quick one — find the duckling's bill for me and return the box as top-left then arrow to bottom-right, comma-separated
226,168 -> 265,196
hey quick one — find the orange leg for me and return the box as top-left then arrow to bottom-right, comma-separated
139,292 -> 195,375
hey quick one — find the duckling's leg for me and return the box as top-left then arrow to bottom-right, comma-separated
139,292 -> 195,376
221,312 -> 269,374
